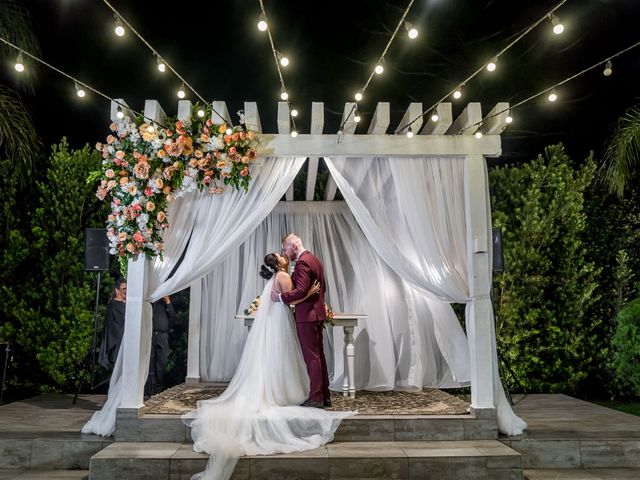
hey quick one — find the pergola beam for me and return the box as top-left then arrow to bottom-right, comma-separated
306,102 -> 324,201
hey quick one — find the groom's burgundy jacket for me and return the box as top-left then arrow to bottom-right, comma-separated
280,251 -> 326,323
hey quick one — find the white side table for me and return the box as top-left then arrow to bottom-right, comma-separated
235,313 -> 366,399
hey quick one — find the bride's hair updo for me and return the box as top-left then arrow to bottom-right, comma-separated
260,253 -> 280,280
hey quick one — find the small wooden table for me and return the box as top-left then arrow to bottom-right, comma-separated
235,313 -> 366,399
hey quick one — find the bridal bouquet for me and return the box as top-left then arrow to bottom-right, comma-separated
325,303 -> 335,326
243,295 -> 261,316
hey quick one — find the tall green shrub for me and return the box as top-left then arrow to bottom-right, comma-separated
489,144 -> 600,393
0,139 -> 109,392
611,297 -> 640,397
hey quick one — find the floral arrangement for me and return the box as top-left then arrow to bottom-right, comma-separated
325,303 -> 335,326
88,106 -> 260,261
244,295 -> 261,316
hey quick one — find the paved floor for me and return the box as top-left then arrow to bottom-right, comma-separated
524,468 -> 640,479
0,469 -> 88,479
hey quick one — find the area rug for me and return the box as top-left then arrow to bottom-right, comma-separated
143,383 -> 470,415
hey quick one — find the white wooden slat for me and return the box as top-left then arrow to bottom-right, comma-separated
479,102 -> 510,135
177,100 -> 193,125
396,102 -> 423,136
244,101 -> 262,133
326,102 -> 357,200
276,102 -> 295,201
420,102 -> 453,135
110,99 -> 134,123
367,102 -> 390,134
446,102 -> 482,135
143,99 -> 166,126
306,102 -> 324,201
211,101 -> 231,126
260,133 -> 502,158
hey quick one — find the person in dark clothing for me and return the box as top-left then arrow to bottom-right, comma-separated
145,296 -> 176,396
98,278 -> 127,369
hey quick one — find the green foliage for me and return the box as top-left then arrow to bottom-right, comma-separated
602,104 -> 640,198
610,297 -> 640,397
0,139 -> 110,393
490,144 -> 600,394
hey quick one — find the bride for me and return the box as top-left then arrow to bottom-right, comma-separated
182,252 -> 355,480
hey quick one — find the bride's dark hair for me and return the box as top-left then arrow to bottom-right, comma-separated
260,253 -> 280,280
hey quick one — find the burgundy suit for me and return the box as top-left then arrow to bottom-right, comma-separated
280,250 -> 330,404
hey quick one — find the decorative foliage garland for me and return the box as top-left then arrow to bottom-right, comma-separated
88,106 -> 260,261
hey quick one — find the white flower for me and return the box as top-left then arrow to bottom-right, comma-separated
151,138 -> 163,150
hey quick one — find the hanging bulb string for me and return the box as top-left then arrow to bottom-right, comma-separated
99,0 -> 232,127
257,0 -> 297,134
339,0 -> 416,132
396,0 -> 568,134
461,38 -> 640,134
0,34 -> 165,128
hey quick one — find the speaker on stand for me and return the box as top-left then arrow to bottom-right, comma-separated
74,228 -> 110,404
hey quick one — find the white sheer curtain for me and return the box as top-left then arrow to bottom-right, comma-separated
324,155 -> 526,435
199,201 -> 468,391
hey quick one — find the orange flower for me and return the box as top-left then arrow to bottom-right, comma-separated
119,177 -> 129,186
224,134 -> 232,144
216,161 -> 226,169
218,124 -> 227,134
156,211 -> 166,223
158,149 -> 167,158
231,132 -> 239,142
194,149 -> 203,158
106,135 -> 116,144
155,178 -> 164,189
189,158 -> 198,167
200,133 -> 209,142
247,131 -> 255,140
162,186 -> 171,195
146,201 -> 155,212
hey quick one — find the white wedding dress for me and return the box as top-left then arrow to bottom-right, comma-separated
182,277 -> 354,480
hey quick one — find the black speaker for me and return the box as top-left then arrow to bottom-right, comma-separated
492,228 -> 505,273
85,228 -> 110,271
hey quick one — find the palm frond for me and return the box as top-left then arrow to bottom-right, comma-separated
602,105 -> 640,198
0,84 -> 41,178
0,0 -> 41,93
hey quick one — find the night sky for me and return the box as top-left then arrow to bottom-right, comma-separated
10,0 -> 640,166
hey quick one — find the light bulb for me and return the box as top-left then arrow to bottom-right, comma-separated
550,15 -> 564,35
257,14 -> 268,31
75,82 -> 86,98
354,114 -> 361,123
157,57 -> 166,73
226,128 -> 233,135
405,22 -> 418,39
280,56 -> 289,67
291,130 -> 298,138
431,113 -> 439,122
291,108 -> 298,117
453,87 -> 462,100
114,17 -> 125,37
14,52 -> 24,72
548,91 -> 557,102
116,106 -> 124,119
147,124 -> 155,133
197,109 -> 205,118
406,127 -> 414,138
177,84 -> 186,99
280,90 -> 288,101
475,131 -> 483,139
505,115 -> 513,124
603,60 -> 613,77
486,59 -> 497,72
374,64 -> 384,75
354,91 -> 363,102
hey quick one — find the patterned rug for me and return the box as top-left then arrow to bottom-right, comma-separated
143,383 -> 470,415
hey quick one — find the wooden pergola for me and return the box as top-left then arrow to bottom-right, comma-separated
115,98 -> 509,423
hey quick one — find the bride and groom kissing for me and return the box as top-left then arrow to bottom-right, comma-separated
183,233 -> 352,480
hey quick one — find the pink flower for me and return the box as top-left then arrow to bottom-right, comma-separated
115,150 -> 125,160
156,211 -> 166,223
144,186 -> 153,196
133,232 -> 145,243
241,167 -> 249,177
146,201 -> 156,212
118,232 -> 127,242
106,135 -> 116,145
105,169 -> 115,178
229,146 -> 237,155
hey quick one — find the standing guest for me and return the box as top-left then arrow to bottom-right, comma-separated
98,278 -> 127,369
146,296 -> 176,396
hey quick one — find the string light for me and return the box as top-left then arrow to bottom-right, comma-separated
550,14 -> 564,35
75,82 -> 86,98
406,127 -> 414,138
603,60 -> 613,77
177,83 -> 186,99
354,91 -> 363,102
276,52 -> 289,67
404,21 -> 418,39
354,113 -> 361,123
290,108 -> 298,117
156,56 -> 166,73
453,86 -> 463,99
280,88 -> 288,101
147,123 -> 155,133
486,58 -> 497,72
116,105 -> 124,119
474,131 -> 483,139
505,113 -> 513,124
257,13 -> 268,31
431,111 -> 439,122
114,16 -> 125,37
548,90 -> 558,102
14,51 -> 24,72
374,63 -> 384,75
291,130 -> 298,138
226,127 -> 233,135
197,108 -> 205,117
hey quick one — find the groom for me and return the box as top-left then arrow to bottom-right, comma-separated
272,233 -> 331,408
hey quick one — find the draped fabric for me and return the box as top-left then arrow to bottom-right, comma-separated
199,202 -> 467,391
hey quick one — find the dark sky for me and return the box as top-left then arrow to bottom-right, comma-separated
12,0 -> 640,165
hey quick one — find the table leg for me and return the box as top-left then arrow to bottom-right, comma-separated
344,325 -> 355,399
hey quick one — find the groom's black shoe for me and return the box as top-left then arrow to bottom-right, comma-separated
323,398 -> 332,408
300,398 -> 324,408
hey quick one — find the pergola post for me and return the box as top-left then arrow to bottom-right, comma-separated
185,280 -> 202,384
120,253 -> 150,409
464,154 -> 496,411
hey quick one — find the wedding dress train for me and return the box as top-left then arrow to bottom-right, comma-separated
182,277 -> 354,480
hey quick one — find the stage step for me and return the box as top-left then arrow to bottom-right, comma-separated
89,439 -> 522,479
115,410 -> 497,443
524,468 -> 640,479
0,468 -> 89,479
